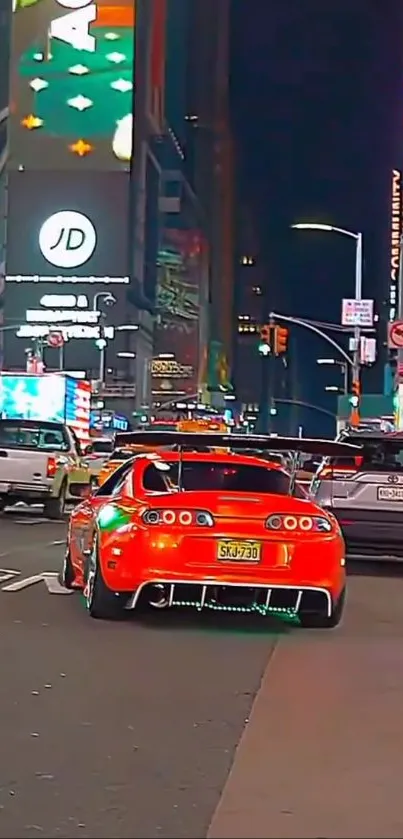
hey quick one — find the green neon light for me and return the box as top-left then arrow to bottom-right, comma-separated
171,600 -> 296,617
97,504 -> 130,531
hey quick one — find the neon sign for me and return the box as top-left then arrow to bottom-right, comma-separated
389,169 -> 402,321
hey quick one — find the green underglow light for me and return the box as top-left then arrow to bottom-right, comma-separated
171,600 -> 297,617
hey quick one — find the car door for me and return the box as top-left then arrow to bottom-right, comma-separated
70,460 -> 135,573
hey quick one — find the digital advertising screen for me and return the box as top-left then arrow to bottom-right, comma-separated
0,373 -> 66,421
0,373 -> 91,443
153,227 -> 206,398
8,0 -> 136,171
65,376 -> 91,443
3,171 -> 132,372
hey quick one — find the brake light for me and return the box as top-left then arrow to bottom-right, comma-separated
46,456 -> 57,478
266,514 -> 332,533
142,509 -> 215,527
319,466 -> 356,480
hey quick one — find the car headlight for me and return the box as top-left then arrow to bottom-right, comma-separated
265,514 -> 332,533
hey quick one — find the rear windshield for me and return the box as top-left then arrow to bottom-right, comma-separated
0,422 -> 69,451
91,439 -> 113,454
328,439 -> 403,471
110,448 -> 136,461
143,460 -> 305,496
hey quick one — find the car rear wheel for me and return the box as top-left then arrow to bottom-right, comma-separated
60,549 -> 76,590
299,587 -> 346,629
85,542 -> 127,620
44,483 -> 66,520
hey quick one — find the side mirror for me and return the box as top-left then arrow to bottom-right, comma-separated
69,482 -> 92,499
83,444 -> 93,455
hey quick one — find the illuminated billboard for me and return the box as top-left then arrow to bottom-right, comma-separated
153,227 -> 206,398
3,171 -> 132,371
8,0 -> 135,170
0,373 -> 91,444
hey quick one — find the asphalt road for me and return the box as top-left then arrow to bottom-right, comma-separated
1,510 -> 403,838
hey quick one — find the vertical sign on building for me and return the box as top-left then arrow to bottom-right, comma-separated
147,0 -> 166,135
5,0 -> 137,373
389,169 -> 402,322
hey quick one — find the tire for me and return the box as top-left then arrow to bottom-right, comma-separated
85,541 -> 126,620
299,587 -> 346,629
60,548 -> 76,590
44,483 -> 66,520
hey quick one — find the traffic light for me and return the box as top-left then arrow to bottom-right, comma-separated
258,324 -> 272,355
349,378 -> 361,425
274,326 -> 288,356
260,325 -> 271,343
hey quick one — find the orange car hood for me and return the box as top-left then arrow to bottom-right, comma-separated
143,491 -> 321,519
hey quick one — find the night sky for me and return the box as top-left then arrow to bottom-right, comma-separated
230,0 -> 403,432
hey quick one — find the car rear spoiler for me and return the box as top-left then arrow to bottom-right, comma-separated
115,431 -> 363,458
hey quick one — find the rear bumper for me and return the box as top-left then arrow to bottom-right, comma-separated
332,508 -> 403,560
98,528 -> 345,604
0,482 -> 52,500
127,580 -> 334,617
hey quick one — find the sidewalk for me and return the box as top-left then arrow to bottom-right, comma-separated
208,600 -> 403,838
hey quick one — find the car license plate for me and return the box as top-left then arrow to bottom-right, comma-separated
377,486 -> 403,501
217,540 -> 261,562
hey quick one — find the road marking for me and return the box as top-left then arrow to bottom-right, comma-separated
2,572 -> 73,595
0,569 -> 20,583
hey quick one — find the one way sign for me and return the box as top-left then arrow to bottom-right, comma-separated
388,321 -> 403,349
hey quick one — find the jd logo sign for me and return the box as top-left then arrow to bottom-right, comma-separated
39,211 -> 97,269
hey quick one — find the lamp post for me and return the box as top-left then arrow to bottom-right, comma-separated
292,223 -> 363,425
92,292 -> 116,384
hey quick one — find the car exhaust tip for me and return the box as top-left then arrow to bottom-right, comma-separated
149,583 -> 169,609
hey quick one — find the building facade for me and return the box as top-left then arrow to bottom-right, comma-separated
185,0 -> 234,402
0,2 -> 12,365
3,0 -> 140,388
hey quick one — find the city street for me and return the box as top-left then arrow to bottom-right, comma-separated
1,512 -> 403,838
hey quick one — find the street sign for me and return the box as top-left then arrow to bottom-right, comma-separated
47,331 -> 64,349
388,321 -> 403,349
341,298 -> 374,327
360,336 -> 376,364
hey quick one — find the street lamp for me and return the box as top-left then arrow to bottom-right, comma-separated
316,358 -> 348,394
92,292 -> 116,384
292,222 -> 363,425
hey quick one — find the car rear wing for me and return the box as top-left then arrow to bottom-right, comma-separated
115,431 -> 363,459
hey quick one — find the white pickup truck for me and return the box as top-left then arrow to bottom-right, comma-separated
0,419 -> 91,518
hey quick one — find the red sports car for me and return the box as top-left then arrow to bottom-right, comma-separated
62,432 -> 361,628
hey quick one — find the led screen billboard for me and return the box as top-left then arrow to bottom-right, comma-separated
153,227 -> 207,398
0,373 -> 90,444
8,0 -> 135,170
3,170 -> 133,373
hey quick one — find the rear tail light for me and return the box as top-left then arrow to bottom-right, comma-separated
142,509 -> 215,527
319,466 -> 356,480
266,514 -> 332,533
46,456 -> 57,478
